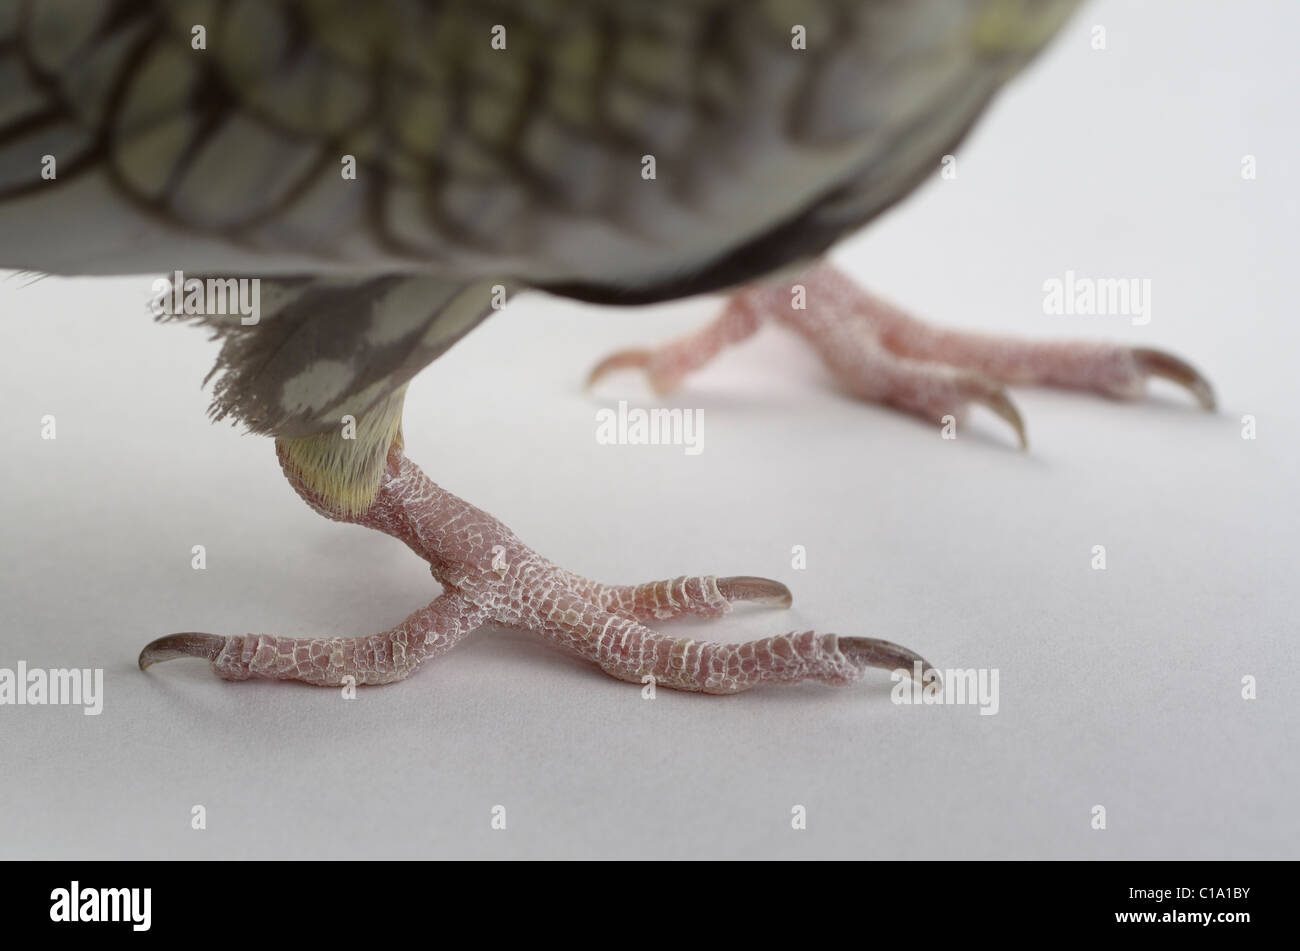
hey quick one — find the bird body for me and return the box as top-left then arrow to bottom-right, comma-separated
2,0 -> 1083,520
3,0 -> 1078,293
7,0 -> 1211,698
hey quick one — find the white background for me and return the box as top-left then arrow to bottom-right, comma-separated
1,0 -> 1296,858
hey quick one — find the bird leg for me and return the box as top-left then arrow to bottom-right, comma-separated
589,262 -> 1216,448
141,437 -> 935,693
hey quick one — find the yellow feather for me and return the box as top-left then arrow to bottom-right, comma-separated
275,386 -> 407,518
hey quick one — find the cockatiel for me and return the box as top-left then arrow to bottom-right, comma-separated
1,0 -> 1213,693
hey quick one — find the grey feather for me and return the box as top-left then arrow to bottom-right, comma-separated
1,0 -> 1080,435
163,275 -> 506,436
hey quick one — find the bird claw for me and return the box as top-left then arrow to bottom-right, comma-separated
1131,347 -> 1217,411
586,348 -> 680,394
839,636 -> 942,690
586,348 -> 651,387
966,379 -> 1028,450
717,575 -> 793,608
138,632 -> 224,669
943,370 -> 1028,449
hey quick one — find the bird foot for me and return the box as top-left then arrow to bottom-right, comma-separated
588,263 -> 1216,448
140,443 -> 936,692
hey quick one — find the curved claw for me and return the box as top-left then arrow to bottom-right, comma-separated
717,575 -> 793,608
839,636 -> 942,690
980,389 -> 1028,450
138,632 -> 224,670
964,378 -> 1028,450
586,349 -> 652,389
1131,347 -> 1217,411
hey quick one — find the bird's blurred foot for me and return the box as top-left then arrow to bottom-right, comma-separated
588,262 -> 1215,448
140,441 -> 934,691
587,291 -> 761,395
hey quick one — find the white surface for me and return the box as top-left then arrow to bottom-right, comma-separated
1,0 -> 1296,859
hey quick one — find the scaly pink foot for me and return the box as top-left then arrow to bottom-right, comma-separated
589,262 -> 1216,448
140,442 -> 935,693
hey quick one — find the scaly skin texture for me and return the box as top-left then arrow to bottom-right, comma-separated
191,442 -> 932,692
589,264 -> 1216,447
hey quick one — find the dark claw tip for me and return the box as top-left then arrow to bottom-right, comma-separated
138,632 -> 224,670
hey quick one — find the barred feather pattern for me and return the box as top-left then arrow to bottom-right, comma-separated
160,274 -> 505,436
2,0 -> 1078,440
1,0 -> 1079,296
